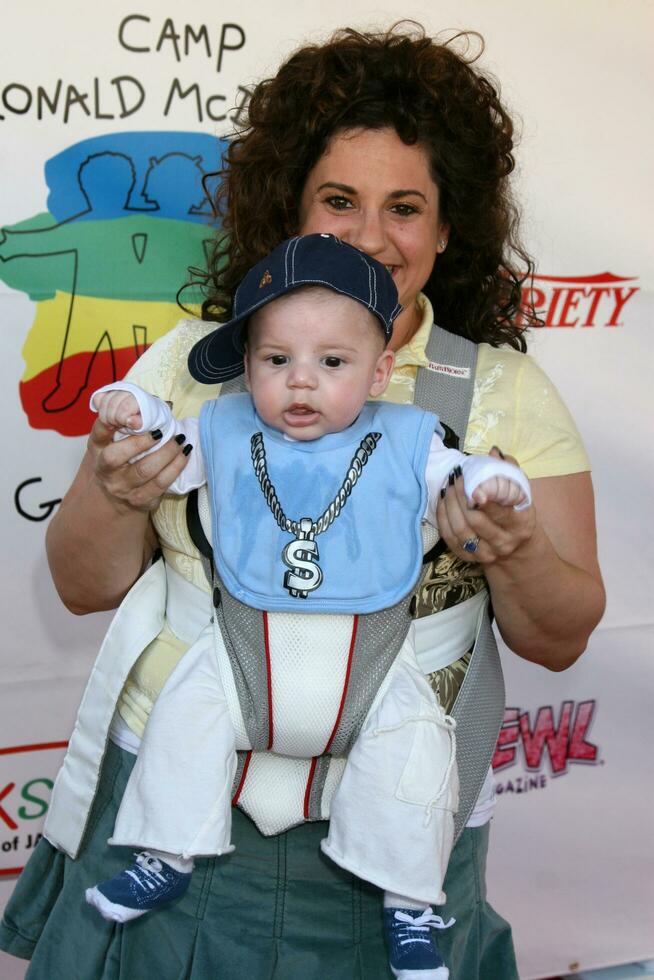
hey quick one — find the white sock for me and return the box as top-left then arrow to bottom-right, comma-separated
147,849 -> 194,874
384,891 -> 429,911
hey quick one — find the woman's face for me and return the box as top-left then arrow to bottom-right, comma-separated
298,127 -> 448,349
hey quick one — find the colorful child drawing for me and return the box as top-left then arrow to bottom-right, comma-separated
0,131 -> 225,436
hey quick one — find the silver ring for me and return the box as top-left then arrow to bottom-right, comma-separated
462,536 -> 480,554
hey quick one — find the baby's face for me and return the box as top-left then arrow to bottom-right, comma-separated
244,288 -> 394,440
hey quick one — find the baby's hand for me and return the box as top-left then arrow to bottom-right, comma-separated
472,475 -> 527,509
93,390 -> 143,431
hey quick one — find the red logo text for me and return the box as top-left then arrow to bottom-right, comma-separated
493,700 -> 599,776
517,273 -> 639,328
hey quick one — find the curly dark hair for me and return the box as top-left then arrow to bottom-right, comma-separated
194,24 -> 536,350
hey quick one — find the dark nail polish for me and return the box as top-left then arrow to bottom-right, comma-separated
455,465 -> 462,478
182,443 -> 193,456
448,472 -> 455,486
150,429 -> 163,441
174,433 -> 186,445
440,487 -> 446,499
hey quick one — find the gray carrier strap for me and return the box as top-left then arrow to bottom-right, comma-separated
414,325 -> 478,445
450,607 -> 504,839
415,327 -> 504,839
210,324 -> 504,842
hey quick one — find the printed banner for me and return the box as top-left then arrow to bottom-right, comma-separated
489,626 -> 654,978
0,743 -> 67,877
1,4 -> 652,979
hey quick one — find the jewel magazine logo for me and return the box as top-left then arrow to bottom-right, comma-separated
492,700 -> 600,797
517,273 -> 639,328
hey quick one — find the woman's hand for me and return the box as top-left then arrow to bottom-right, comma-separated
89,417 -> 190,514
436,448 -> 606,671
437,448 -> 536,566
46,416 -> 191,614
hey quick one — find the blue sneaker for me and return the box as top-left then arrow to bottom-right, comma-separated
384,906 -> 454,980
85,851 -> 192,923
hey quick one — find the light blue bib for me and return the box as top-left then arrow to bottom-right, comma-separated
200,394 -> 440,614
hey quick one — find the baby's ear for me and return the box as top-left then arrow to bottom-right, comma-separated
369,349 -> 395,397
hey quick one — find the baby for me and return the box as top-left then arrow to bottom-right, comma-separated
86,234 -> 530,980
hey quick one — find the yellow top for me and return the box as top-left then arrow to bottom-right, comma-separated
116,297 -> 590,735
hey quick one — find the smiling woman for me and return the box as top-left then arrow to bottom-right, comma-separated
3,22 -> 604,980
298,129 -> 446,351
203,27 -> 532,352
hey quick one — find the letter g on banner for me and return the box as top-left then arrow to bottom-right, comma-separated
14,477 -> 61,522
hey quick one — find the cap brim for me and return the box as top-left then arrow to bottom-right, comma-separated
188,317 -> 248,383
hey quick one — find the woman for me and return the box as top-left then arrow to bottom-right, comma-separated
1,25 -> 604,980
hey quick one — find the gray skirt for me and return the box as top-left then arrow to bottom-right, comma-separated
0,741 -> 518,980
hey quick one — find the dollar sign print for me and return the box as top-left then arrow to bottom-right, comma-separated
251,430 -> 381,601
282,518 -> 324,598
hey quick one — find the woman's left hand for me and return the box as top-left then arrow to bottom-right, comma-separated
436,447 -> 606,670
436,448 -> 536,565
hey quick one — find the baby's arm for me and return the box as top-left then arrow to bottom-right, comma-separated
90,382 -> 206,494
424,433 -> 531,529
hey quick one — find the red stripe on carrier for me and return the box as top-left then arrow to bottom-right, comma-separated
262,611 -> 274,750
231,750 -> 252,805
323,615 -> 359,754
303,756 -> 318,819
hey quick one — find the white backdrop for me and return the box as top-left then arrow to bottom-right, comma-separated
1,2 -> 652,978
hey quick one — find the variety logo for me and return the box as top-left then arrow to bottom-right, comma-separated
517,273 -> 639,328
492,700 -> 599,797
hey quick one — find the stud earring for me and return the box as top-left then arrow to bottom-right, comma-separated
439,239 -> 447,252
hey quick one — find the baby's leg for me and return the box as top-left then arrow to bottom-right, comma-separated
86,624 -> 237,922
322,641 -> 457,901
85,850 -> 194,923
322,641 -> 457,978
383,891 -> 453,979
110,622 -> 237,857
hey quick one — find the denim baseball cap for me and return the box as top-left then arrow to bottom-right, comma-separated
188,233 -> 402,384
